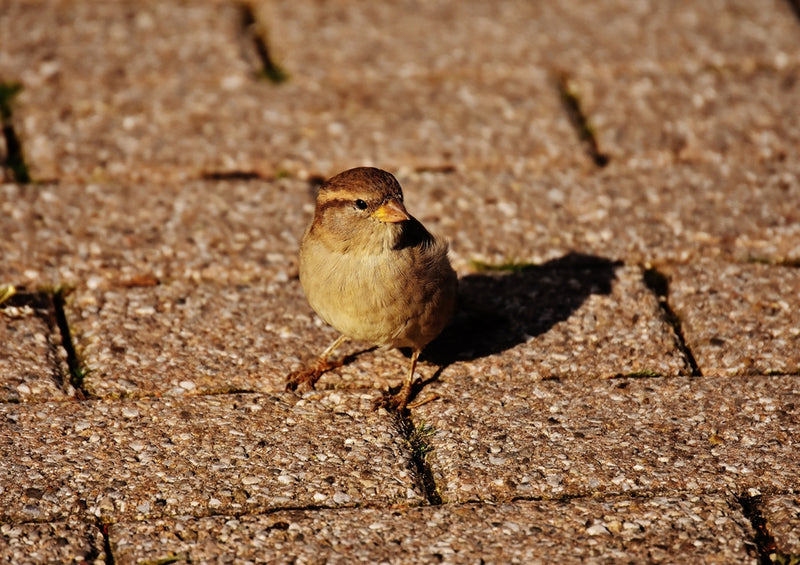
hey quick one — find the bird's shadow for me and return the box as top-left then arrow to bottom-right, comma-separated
422,252 -> 622,368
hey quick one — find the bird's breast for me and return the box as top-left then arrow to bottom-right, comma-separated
299,237 -> 455,350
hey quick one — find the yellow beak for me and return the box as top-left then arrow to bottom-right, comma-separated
371,199 -> 410,223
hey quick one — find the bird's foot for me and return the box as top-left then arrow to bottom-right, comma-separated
285,357 -> 344,392
371,379 -> 419,413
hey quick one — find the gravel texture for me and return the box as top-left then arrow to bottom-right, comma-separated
2,0 -> 799,561
0,392 -> 423,523
575,61 -> 800,169
0,520 -> 105,565
0,183 -> 59,287
414,375 -> 800,502
67,278 -> 424,398
426,263 -> 688,382
269,0 -> 799,75
0,295 -> 71,402
0,1 -> 581,182
763,495 -> 800,556
109,495 -> 756,564
2,179 -> 308,288
65,262 -> 686,399
405,160 -> 800,271
666,261 -> 800,376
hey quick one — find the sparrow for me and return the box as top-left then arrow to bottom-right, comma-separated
286,167 -> 457,411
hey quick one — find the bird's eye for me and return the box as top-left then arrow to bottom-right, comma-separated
355,199 -> 368,210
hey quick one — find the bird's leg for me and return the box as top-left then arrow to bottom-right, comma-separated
373,350 -> 420,412
286,334 -> 348,391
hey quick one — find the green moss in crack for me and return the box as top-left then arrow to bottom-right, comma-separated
0,81 -> 31,183
470,259 -> 538,274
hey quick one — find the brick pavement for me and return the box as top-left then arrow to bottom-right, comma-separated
1,1 -> 799,563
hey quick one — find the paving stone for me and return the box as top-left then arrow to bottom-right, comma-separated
426,263 -> 688,381
3,178 -> 307,287
0,183 -> 58,287
109,495 -> 756,564
0,1 -> 254,183
0,519 -> 105,565
65,260 -> 686,399
407,160 -> 800,270
7,161 -> 798,293
573,61 -> 800,168
0,299 -> 71,402
0,1 -> 581,183
666,262 -> 800,377
268,0 -> 798,75
763,495 -> 800,556
414,375 -> 799,503
67,278 -> 418,398
0,392 -> 422,523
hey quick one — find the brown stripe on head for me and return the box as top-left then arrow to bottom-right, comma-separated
318,167 -> 404,203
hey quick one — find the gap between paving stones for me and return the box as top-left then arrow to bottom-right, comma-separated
642,266 -> 702,377
555,70 -> 610,168
0,80 -> 31,183
236,0 -> 289,84
737,494 -> 780,565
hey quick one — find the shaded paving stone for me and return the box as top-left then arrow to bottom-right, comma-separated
414,376 -> 799,502
0,519 -> 105,564
109,495 -> 756,564
427,263 -> 688,380
0,392 -> 422,523
666,262 -> 800,377
763,495 -> 800,556
573,61 -> 800,168
0,303 -> 71,402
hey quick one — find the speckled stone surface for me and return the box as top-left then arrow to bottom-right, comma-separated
426,263 -> 688,382
415,375 -> 799,502
0,297 -> 71,402
666,262 -> 800,376
0,392 -> 423,523
64,262 -> 686,399
269,0 -> 799,74
575,61 -> 800,168
0,1 -> 582,183
66,278 -> 421,398
0,520 -> 105,565
2,179 -> 308,288
405,160 -> 800,271
3,0 -> 800,561
764,495 -> 800,555
109,495 -> 756,564
0,183 -> 58,287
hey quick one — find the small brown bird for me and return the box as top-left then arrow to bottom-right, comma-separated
287,167 -> 457,411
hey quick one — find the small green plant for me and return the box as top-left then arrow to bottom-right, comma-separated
625,369 -> 661,378
0,80 -> 32,183
407,421 -> 436,459
470,259 -> 538,274
0,81 -> 23,120
0,284 -> 16,306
